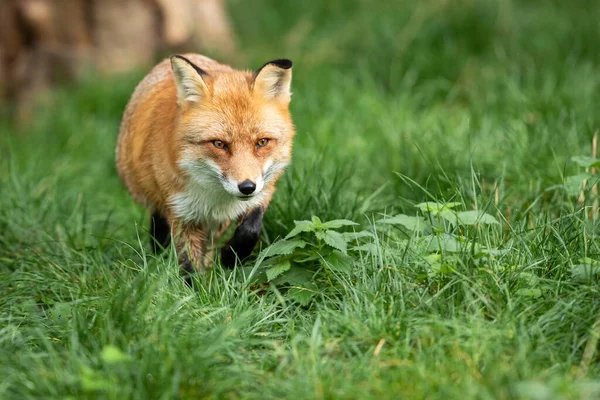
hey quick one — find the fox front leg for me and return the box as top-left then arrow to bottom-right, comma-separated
150,211 -> 171,254
170,221 -> 209,284
220,207 -> 264,268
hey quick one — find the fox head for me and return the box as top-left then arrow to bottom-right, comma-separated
170,55 -> 295,202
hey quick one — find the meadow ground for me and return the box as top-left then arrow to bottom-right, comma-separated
1,0 -> 600,398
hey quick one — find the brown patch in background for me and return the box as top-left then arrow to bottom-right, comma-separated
0,0 -> 238,121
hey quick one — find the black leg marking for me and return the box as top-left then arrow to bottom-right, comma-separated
150,211 -> 171,254
221,207 -> 264,268
180,252 -> 197,288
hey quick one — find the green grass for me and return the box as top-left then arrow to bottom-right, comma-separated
2,0 -> 600,398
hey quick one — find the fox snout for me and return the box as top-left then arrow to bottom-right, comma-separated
222,173 -> 265,199
238,180 -> 256,195
178,154 -> 273,200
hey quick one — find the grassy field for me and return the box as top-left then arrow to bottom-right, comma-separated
2,0 -> 600,398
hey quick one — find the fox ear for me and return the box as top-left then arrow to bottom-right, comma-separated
170,55 -> 209,105
253,59 -> 292,103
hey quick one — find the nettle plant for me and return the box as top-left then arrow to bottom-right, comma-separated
253,216 -> 362,305
252,202 -> 507,305
249,148 -> 600,306
554,154 -> 600,281
373,202 -> 505,282
559,155 -> 600,200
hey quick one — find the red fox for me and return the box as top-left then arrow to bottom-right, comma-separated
116,54 -> 294,279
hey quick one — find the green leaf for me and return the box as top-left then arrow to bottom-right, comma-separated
266,261 -> 292,281
456,211 -> 500,225
571,264 -> 600,280
422,233 -> 463,252
311,216 -> 322,227
273,266 -> 313,286
260,239 -> 306,257
415,201 -> 462,213
284,220 -> 315,239
101,345 -> 130,364
439,209 -> 459,225
517,272 -> 539,285
473,248 -> 508,259
321,219 -> 359,229
515,382 -> 553,399
421,253 -> 441,274
563,173 -> 594,196
420,253 -> 458,276
320,250 -> 353,273
352,243 -> 379,254
316,230 -> 347,254
571,155 -> 600,169
515,288 -> 542,298
80,366 -> 113,391
423,253 -> 441,264
342,231 -> 375,242
288,284 -> 318,305
291,252 -> 321,263
379,214 -> 428,232
579,257 -> 600,265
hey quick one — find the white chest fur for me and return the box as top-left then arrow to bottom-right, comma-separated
169,179 -> 265,228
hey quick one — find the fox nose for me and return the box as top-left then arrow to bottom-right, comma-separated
238,180 -> 256,195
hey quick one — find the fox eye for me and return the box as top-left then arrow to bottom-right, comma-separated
256,138 -> 270,148
213,140 -> 227,150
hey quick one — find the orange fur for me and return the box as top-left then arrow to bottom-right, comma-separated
116,53 -> 295,271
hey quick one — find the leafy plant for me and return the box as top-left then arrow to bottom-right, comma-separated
553,155 -> 600,198
256,216 -> 365,305
256,203 -> 502,303
571,257 -> 600,281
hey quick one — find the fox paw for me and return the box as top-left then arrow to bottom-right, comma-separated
220,247 -> 238,268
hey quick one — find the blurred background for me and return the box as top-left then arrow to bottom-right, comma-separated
3,0 -> 598,120
0,0 -> 237,117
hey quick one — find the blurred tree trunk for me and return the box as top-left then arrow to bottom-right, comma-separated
92,0 -> 159,73
0,0 -> 237,120
156,0 -> 236,55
